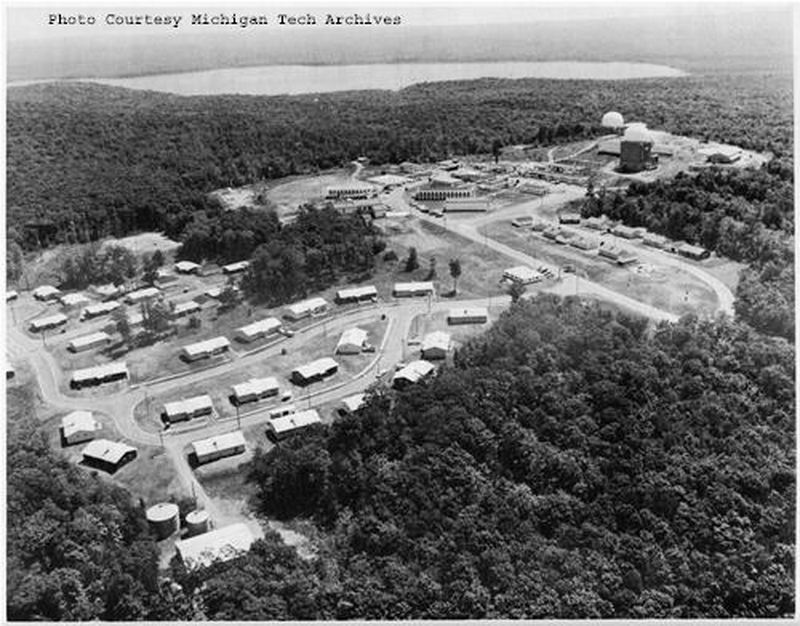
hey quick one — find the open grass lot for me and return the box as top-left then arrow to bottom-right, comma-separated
480,222 -> 720,317
701,256 -> 746,292
133,316 -> 389,432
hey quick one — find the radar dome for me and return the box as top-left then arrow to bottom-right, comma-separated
601,111 -> 624,128
622,125 -> 653,144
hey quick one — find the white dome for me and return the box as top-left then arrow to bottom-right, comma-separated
601,111 -> 625,128
623,125 -> 653,144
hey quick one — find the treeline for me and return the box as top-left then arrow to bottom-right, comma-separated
579,166 -> 794,339
221,296 -> 792,619
7,71 -> 791,250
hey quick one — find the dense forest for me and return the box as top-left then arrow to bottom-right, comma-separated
579,166 -> 794,340
7,71 -> 791,250
7,296 -> 794,619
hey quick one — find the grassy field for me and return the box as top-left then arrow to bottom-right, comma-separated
480,222 -> 720,317
133,316 -> 388,432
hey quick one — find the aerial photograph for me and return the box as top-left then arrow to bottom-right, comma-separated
4,2 -> 795,621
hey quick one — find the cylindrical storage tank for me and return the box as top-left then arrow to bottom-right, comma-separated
146,503 -> 180,540
184,510 -> 210,537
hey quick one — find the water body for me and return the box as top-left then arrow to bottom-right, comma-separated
14,61 -> 686,96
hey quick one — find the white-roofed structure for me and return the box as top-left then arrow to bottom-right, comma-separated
235,318 -> 282,343
421,331 -> 451,360
503,266 -> 543,285
335,285 -> 378,304
677,243 -> 710,260
81,300 -> 121,320
171,300 -> 201,319
163,394 -> 214,423
269,409 -> 322,439
61,410 -> 101,445
180,336 -> 231,362
82,439 -> 137,471
447,307 -> 488,325
175,261 -> 201,274
68,332 -> 111,353
601,111 -> 625,129
125,287 -> 161,305
231,377 -> 280,404
326,185 -> 374,199
339,393 -> 366,415
33,285 -> 62,301
643,233 -> 669,249
335,327 -> 368,354
284,297 -> 329,321
91,284 -> 120,300
393,282 -> 435,297
192,431 -> 247,464
30,313 -> 68,332
393,360 -> 435,389
60,292 -> 91,308
175,523 -> 257,571
70,362 -> 129,389
222,261 -> 250,274
7,290 -> 19,301
291,357 -> 339,385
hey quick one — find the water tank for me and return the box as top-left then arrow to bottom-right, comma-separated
146,503 -> 180,540
601,111 -> 624,129
185,509 -> 210,537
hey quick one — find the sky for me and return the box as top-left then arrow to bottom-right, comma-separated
6,1 -> 785,42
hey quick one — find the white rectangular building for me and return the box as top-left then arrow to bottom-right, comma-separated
163,394 -> 214,423
447,307 -> 488,325
335,285 -> 378,304
235,318 -> 282,343
125,287 -> 161,305
284,297 -> 329,321
269,409 -> 322,439
503,266 -> 543,285
231,377 -> 280,404
171,300 -> 201,319
91,284 -> 120,300
59,292 -> 91,308
336,327 -> 368,354
192,430 -> 247,464
291,357 -> 339,385
61,410 -> 101,445
33,285 -> 62,301
82,439 -> 137,471
339,393 -> 366,415
70,362 -> 129,389
6,290 -> 19,302
175,522 -> 257,571
175,260 -> 201,274
30,313 -> 68,332
80,300 -> 121,321
180,336 -> 231,362
393,282 -> 435,298
421,331 -> 451,360
393,360 -> 435,389
222,261 -> 250,275
68,331 -> 112,353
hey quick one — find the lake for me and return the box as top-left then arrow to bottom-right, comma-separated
17,61 -> 686,96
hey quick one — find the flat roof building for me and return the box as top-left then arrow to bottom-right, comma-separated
335,285 -> 378,304
231,377 -> 280,405
33,285 -> 62,301
291,357 -> 339,386
421,331 -> 451,360
284,297 -> 329,321
336,327 -> 368,355
599,245 -> 638,265
125,287 -> 161,305
326,185 -> 374,199
677,243 -> 710,260
447,307 -> 488,325
82,439 -> 137,472
192,431 -> 246,465
393,282 -> 435,298
71,362 -> 129,389
269,409 -> 322,439
235,318 -> 282,343
643,233 -> 669,249
611,225 -> 642,239
80,300 -> 121,321
68,331 -> 112,353
503,266 -> 543,285
444,198 -> 489,212
91,284 -> 120,300
222,261 -> 250,275
175,261 -> 201,274
175,523 -> 257,571
339,393 -> 366,415
6,290 -> 19,301
171,301 -> 201,319
30,313 -> 68,332
60,293 -> 91,308
393,360 -> 435,389
180,337 -> 231,362
164,394 -> 214,423
61,410 -> 101,445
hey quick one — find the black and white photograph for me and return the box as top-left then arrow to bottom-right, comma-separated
3,1 -> 795,621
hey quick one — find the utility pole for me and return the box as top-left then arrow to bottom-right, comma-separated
235,402 -> 241,429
